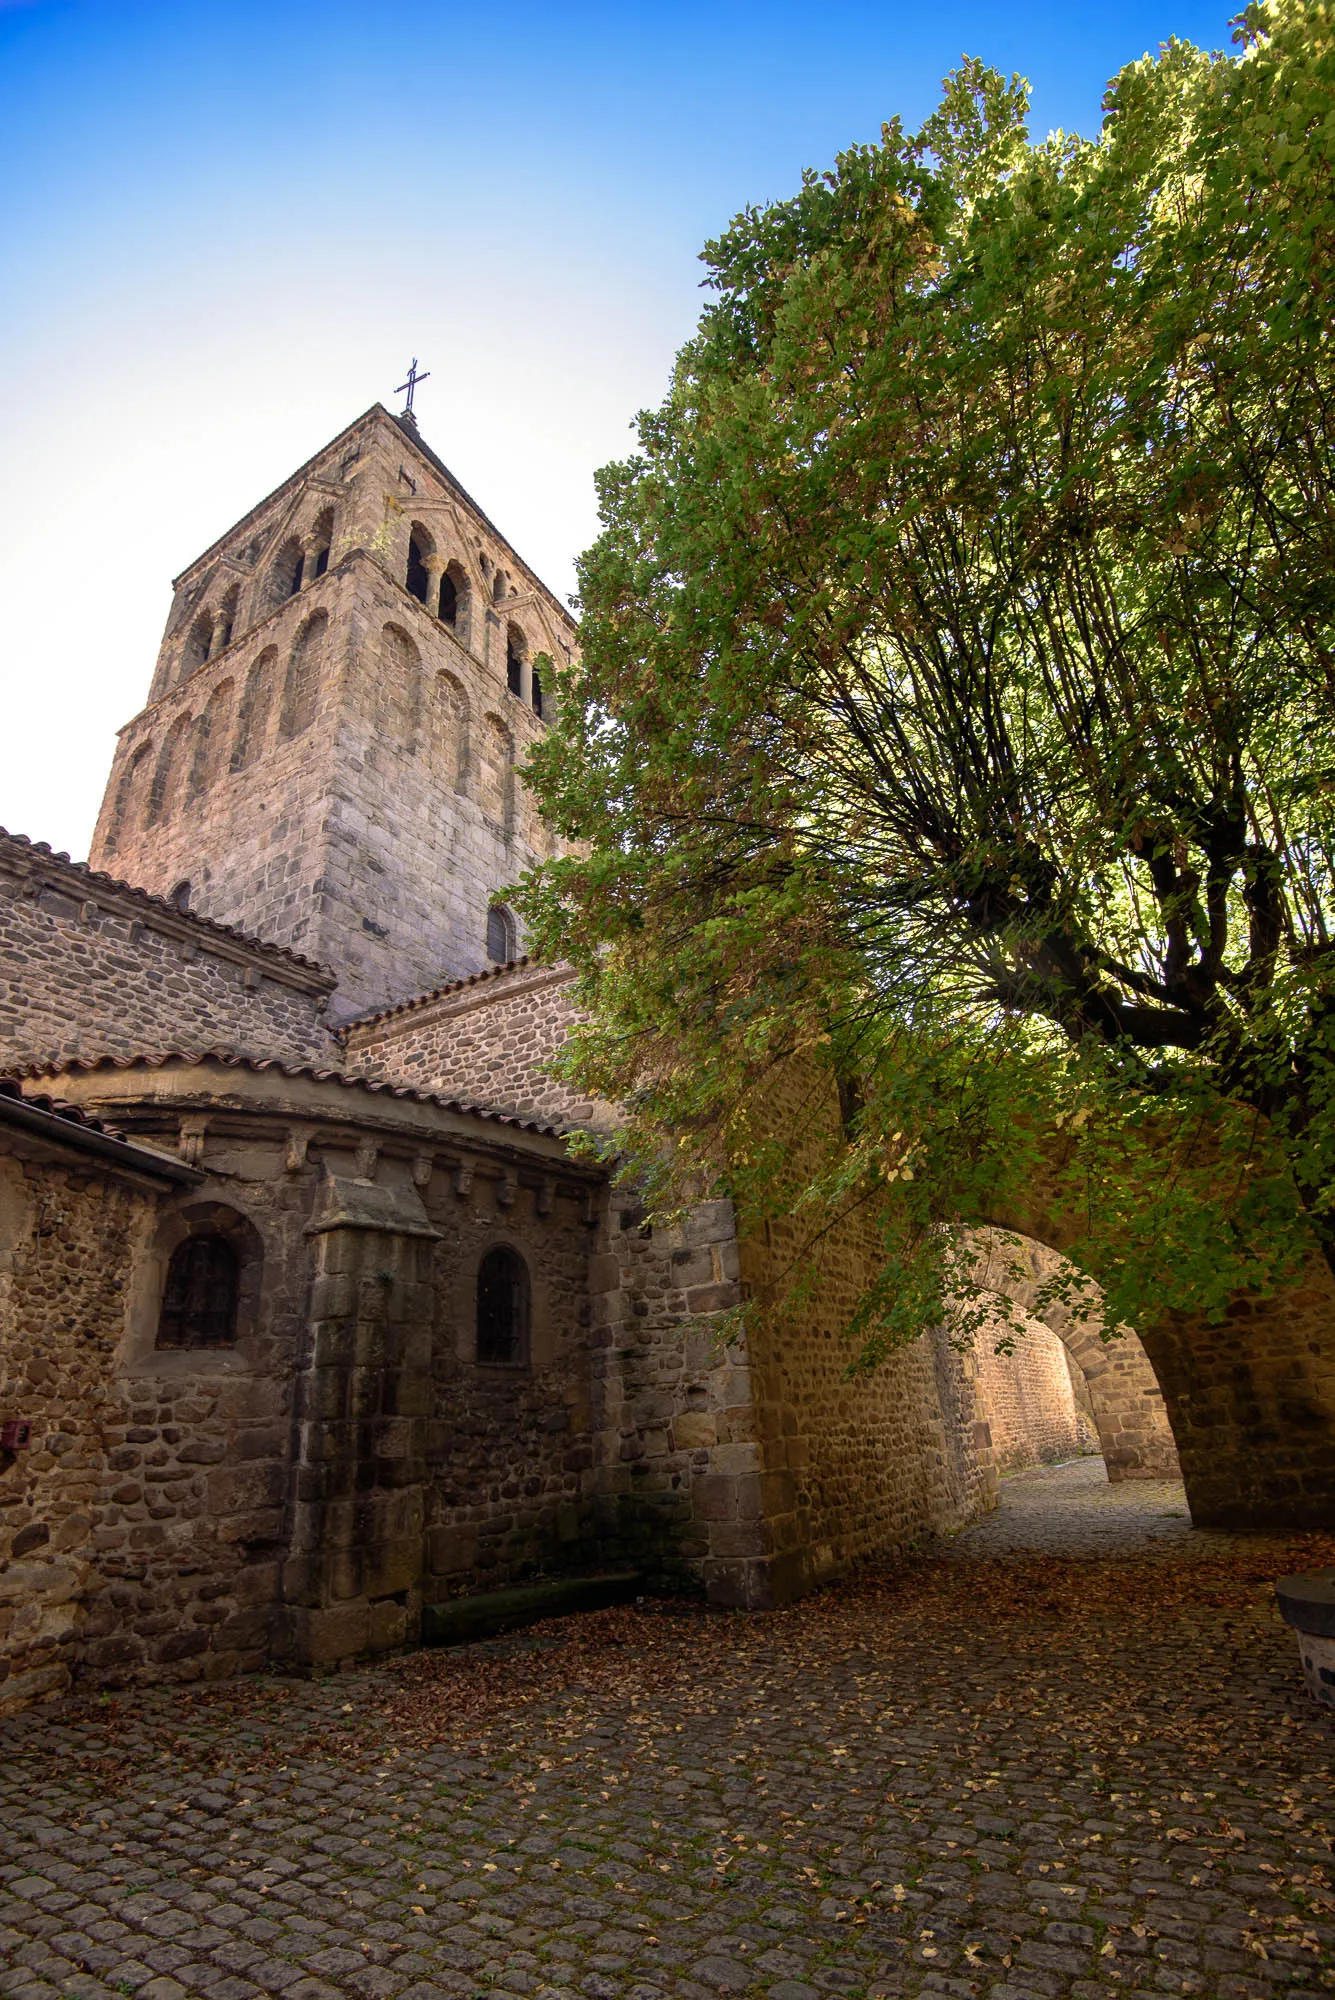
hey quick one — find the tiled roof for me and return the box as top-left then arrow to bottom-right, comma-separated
0,828 -> 336,983
0,1075 -> 125,1139
0,1077 -> 199,1183
338,955 -> 558,1033
18,1049 -> 572,1141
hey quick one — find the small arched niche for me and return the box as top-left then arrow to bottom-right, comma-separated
105,740 -> 154,853
146,713 -> 193,827
232,647 -> 277,771
279,611 -> 328,740
188,678 -> 235,800
476,1244 -> 530,1366
433,669 -> 470,794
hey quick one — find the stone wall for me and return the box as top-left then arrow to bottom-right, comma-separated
585,1197 -> 769,1606
0,830 -> 338,1073
739,1214 -> 991,1605
0,1150 -> 320,1707
580,1075 -> 999,1611
26,1057 -> 607,1680
971,1312 -> 1098,1474
0,1155 -> 153,1714
343,963 -> 616,1131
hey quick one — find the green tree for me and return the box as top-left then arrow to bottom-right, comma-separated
519,0 -> 1335,1356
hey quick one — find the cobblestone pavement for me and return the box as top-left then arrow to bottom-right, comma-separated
4,1458 -> 1334,2000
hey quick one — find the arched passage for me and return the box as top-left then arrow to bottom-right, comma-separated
962,1227 -> 1181,1483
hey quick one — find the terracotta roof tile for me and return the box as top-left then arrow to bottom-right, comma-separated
0,1075 -> 127,1140
17,1048 -> 574,1141
337,955 -> 548,1032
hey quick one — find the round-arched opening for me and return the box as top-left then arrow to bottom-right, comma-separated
505,623 -> 526,697
406,522 -> 435,604
182,611 -> 214,678
960,1226 -> 1181,1485
476,1245 -> 530,1366
270,537 -> 305,606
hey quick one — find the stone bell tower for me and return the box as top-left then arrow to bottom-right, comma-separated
89,404 -> 577,1020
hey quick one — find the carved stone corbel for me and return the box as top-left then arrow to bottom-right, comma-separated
178,1116 -> 208,1167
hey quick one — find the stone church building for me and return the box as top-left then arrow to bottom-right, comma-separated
0,405 -> 1178,1716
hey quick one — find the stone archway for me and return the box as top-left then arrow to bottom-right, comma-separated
963,1228 -> 1180,1482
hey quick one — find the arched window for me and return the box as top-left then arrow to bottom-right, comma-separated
531,664 -> 544,720
506,626 -> 525,697
310,506 -> 334,580
216,584 -> 240,652
182,612 -> 213,678
476,1245 -> 530,1366
487,903 -> 517,963
157,1235 -> 240,1348
406,523 -> 434,604
271,538 -> 305,606
169,880 -> 192,911
440,561 -> 471,645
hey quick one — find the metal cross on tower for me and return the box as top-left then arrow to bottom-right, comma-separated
395,357 -> 430,417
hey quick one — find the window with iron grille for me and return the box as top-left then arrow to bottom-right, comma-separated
476,1245 -> 530,1366
157,1236 -> 240,1348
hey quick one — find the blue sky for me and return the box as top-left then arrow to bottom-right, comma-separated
0,0 -> 1227,857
